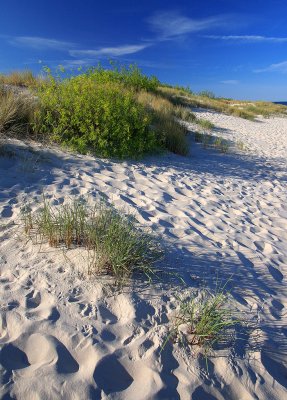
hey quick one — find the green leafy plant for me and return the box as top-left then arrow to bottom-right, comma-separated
34,72 -> 156,158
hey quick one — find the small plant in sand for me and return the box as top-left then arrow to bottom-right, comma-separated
22,197 -> 163,281
196,118 -> 215,130
237,140 -> 246,151
202,133 -> 213,148
162,286 -> 240,356
194,131 -> 203,143
214,136 -> 229,153
173,106 -> 197,122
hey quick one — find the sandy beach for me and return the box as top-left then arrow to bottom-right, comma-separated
0,111 -> 287,399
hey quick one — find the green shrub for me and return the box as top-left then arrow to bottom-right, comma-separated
34,73 -> 156,158
22,198 -> 163,281
82,63 -> 159,92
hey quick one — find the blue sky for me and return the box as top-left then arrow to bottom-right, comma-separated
1,0 -> 287,100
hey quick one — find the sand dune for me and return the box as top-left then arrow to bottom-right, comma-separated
0,112 -> 287,399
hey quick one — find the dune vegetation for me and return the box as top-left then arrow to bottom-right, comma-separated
0,65 -> 286,159
2,64 -> 286,366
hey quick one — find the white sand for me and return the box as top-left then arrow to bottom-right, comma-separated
0,112 -> 287,399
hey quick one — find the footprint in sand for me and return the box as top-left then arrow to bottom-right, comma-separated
98,304 -> 118,325
79,303 -> 97,319
1,206 -> 13,218
93,353 -> 133,395
25,291 -> 59,322
26,290 -> 41,309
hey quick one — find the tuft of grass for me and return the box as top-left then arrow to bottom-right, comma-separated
0,70 -> 38,88
163,286 -> 241,356
197,90 -> 216,99
237,140 -> 246,151
136,91 -> 189,156
22,197 -> 163,281
213,136 -> 229,153
194,132 -> 229,153
173,106 -> 197,122
0,88 -> 35,137
196,118 -> 215,130
202,133 -> 213,148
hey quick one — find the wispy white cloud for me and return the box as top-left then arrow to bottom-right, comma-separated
221,79 -> 239,85
254,61 -> 287,73
148,11 -> 230,40
9,36 -> 75,50
70,44 -> 149,58
205,35 -> 287,43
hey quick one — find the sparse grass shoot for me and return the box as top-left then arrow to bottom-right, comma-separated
163,286 -> 241,356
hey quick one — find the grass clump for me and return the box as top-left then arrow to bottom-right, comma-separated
22,197 -> 162,280
136,91 -> 189,156
0,88 -> 35,137
194,131 -> 229,153
163,286 -> 240,355
196,118 -> 215,130
0,70 -> 38,88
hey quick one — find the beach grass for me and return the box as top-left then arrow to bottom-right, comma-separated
0,70 -> 38,88
163,286 -> 241,356
0,88 -> 35,137
1,64 -> 286,160
21,197 -> 163,281
157,85 -> 287,119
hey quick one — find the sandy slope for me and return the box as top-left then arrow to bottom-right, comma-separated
0,112 -> 287,399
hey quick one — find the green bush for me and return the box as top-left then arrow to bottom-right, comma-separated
34,73 -> 156,158
87,63 -> 160,92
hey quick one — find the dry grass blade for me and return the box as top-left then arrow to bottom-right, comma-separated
0,89 -> 35,137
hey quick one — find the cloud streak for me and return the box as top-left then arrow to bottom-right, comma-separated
255,61 -> 287,73
70,44 -> 150,58
9,36 -> 75,50
148,11 -> 230,40
221,80 -> 239,85
205,35 -> 287,43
